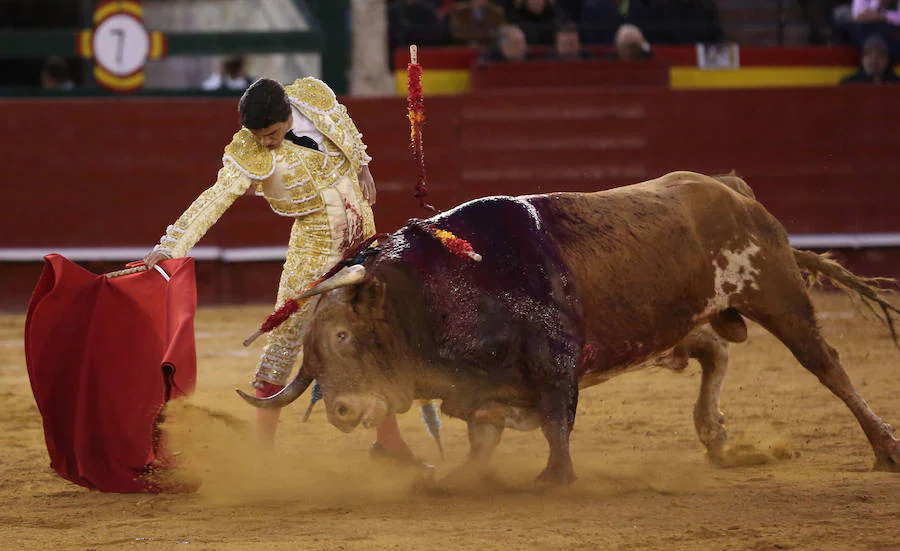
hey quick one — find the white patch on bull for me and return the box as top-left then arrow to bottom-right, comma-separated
697,240 -> 761,319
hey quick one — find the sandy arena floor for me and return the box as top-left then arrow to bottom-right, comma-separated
1,291 -> 899,550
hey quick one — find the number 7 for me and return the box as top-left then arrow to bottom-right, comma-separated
112,28 -> 125,66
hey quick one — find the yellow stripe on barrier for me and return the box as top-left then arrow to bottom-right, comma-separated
392,66 -> 860,96
669,66 -> 857,89
395,69 -> 470,96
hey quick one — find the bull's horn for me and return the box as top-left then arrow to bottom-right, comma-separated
297,265 -> 367,299
236,372 -> 314,409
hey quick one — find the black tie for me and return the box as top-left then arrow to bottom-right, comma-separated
284,130 -> 320,151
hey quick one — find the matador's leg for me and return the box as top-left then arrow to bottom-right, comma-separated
253,300 -> 317,448
253,213 -> 333,446
347,180 -> 420,461
338,175 -> 426,462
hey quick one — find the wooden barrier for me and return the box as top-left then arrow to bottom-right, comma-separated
391,45 -> 861,71
2,84 -> 899,309
391,45 -> 861,94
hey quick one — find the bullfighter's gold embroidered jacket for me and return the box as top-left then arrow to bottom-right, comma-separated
153,77 -> 372,258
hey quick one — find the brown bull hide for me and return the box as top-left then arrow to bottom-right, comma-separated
245,171 -> 900,485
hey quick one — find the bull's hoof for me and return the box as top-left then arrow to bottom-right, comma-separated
873,449 -> 900,473
534,465 -> 577,487
704,441 -> 728,467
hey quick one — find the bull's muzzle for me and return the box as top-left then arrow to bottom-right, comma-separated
327,394 -> 389,433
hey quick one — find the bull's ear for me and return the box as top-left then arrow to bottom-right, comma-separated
351,278 -> 386,316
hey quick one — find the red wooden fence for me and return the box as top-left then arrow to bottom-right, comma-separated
1,85 -> 898,308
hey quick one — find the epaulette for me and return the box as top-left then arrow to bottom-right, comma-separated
222,128 -> 276,180
284,77 -> 338,116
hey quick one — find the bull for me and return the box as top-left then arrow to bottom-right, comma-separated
239,171 -> 900,485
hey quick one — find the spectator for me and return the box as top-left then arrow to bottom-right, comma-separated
580,0 -> 654,45
852,0 -> 900,24
388,0 -> 449,59
844,0 -> 900,53
40,57 -> 74,90
201,56 -> 255,91
478,24 -> 534,61
546,22 -> 594,59
449,0 -> 507,46
649,0 -> 723,45
841,34 -> 900,82
603,23 -> 653,59
508,0 -> 563,45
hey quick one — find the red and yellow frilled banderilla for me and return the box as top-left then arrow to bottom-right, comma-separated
242,234 -> 386,346
407,44 -> 437,214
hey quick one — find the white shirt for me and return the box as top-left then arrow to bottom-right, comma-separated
291,105 -> 325,151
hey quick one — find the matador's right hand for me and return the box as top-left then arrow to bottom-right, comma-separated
143,249 -> 171,270
358,165 -> 376,206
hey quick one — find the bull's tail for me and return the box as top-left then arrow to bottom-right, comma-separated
793,248 -> 900,347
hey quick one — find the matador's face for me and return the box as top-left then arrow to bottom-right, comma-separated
250,117 -> 292,150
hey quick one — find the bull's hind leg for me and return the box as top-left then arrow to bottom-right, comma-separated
742,271 -> 900,471
680,327 -> 730,463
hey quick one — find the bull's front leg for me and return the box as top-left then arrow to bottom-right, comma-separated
536,380 -> 579,485
438,421 -> 504,487
466,422 -> 504,468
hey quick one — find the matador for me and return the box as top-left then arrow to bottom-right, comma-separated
144,78 -> 417,462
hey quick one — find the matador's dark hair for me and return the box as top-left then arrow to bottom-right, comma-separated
238,78 -> 291,130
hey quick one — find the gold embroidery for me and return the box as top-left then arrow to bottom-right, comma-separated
223,128 -> 274,179
285,78 -> 368,177
154,79 -> 376,386
254,189 -> 377,385
284,77 -> 336,115
255,208 -> 333,385
262,139 -> 351,217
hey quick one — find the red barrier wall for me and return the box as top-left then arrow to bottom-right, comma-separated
392,45 -> 861,70
2,86 -> 899,309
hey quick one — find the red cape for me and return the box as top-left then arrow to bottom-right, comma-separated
25,255 -> 197,493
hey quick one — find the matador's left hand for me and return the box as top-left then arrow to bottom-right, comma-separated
359,165 -> 376,206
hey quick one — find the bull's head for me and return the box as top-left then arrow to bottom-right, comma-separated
237,265 -> 417,433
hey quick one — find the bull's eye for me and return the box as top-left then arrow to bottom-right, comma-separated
332,330 -> 351,350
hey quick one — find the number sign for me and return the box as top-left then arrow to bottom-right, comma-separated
77,1 -> 166,92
